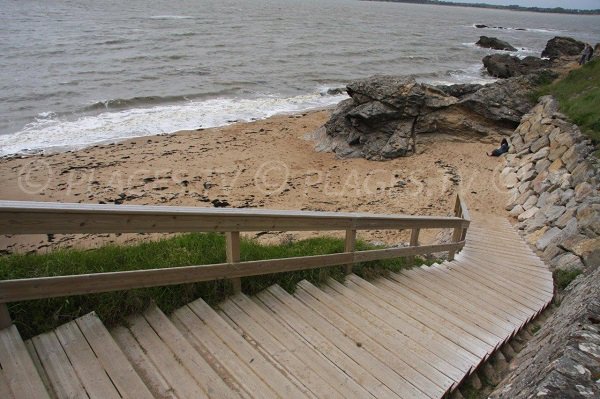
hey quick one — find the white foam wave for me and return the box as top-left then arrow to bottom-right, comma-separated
148,15 -> 194,20
0,93 -> 348,157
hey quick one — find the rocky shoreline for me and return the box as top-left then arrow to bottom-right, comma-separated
313,35 -> 596,162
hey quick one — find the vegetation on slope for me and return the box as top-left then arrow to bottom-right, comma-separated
536,58 -> 600,146
0,233 -> 419,338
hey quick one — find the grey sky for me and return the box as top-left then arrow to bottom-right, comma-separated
450,0 -> 600,9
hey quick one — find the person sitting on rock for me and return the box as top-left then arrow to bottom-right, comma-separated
487,138 -> 509,156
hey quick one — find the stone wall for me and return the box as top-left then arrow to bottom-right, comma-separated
502,96 -> 599,272
491,95 -> 600,397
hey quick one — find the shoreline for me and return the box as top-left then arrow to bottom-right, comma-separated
0,108 -> 511,254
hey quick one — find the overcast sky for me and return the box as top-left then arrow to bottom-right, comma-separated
451,0 -> 600,9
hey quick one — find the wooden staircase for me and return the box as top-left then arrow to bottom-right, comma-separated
0,214 -> 553,398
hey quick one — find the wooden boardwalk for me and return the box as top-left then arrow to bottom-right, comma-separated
0,214 -> 553,398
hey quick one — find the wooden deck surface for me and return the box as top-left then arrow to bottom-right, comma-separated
0,214 -> 553,398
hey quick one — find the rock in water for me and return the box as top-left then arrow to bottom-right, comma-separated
483,54 -> 551,78
317,73 -> 553,160
476,36 -> 517,51
541,36 -> 585,59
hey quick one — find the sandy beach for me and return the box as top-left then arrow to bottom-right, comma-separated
0,109 -> 511,254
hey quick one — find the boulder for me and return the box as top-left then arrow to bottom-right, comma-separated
552,252 -> 585,271
567,237 -> 600,268
541,36 -> 585,60
518,206 -> 539,222
318,73 -> 548,160
530,135 -> 550,153
476,36 -> 517,51
482,54 -> 551,78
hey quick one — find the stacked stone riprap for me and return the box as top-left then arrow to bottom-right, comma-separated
502,96 -> 599,272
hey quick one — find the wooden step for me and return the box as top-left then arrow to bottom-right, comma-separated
0,325 -> 50,399
225,293 -> 372,398
173,297 -> 311,398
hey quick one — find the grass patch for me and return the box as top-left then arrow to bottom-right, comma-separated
553,268 -> 582,290
0,233 -> 419,338
535,58 -> 600,145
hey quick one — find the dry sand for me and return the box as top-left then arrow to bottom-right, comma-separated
0,109 -> 511,254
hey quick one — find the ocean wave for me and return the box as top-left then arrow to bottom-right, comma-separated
472,24 -> 562,34
148,15 -> 194,20
0,92 -> 348,157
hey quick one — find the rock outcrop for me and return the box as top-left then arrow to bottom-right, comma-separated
483,54 -> 551,78
503,96 -> 599,272
490,267 -> 600,398
542,36 -> 585,60
476,36 -> 517,51
315,73 -> 554,160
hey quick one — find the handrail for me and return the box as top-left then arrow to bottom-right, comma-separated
0,200 -> 468,234
0,196 -> 470,328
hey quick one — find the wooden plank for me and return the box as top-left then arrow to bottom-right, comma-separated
24,340 -> 57,399
294,282 -> 446,398
390,270 -> 522,332
74,313 -> 154,399
411,265 -> 527,336
459,251 -> 552,281
344,229 -> 357,274
111,326 -> 177,399
443,261 -> 545,315
218,297 -> 345,399
0,200 -> 468,234
171,305 -> 277,399
410,264 -> 534,321
227,232 -> 242,293
126,314 -> 210,398
449,255 -> 551,301
0,369 -> 13,399
323,278 -> 477,379
373,276 -> 509,344
0,242 -> 463,303
344,276 -> 494,357
0,304 -> 10,329
142,306 -> 239,398
186,298 -> 310,398
230,294 -> 373,398
31,332 -> 87,399
255,289 -> 396,398
267,284 -> 424,399
0,326 -> 50,399
54,320 -> 121,399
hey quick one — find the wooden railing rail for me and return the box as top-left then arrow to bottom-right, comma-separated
0,196 -> 470,328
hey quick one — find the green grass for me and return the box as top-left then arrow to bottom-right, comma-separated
535,58 -> 600,145
0,233 -> 420,338
553,268 -> 582,290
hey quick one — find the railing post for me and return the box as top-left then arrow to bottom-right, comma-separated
226,232 -> 241,293
448,194 -> 462,261
344,229 -> 356,274
0,303 -> 11,329
409,228 -> 420,265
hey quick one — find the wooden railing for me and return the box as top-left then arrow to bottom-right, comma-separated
0,195 -> 470,328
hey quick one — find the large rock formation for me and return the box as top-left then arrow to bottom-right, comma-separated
542,36 -> 585,60
483,54 -> 552,78
476,36 -> 517,51
315,72 -> 554,160
490,267 -> 600,398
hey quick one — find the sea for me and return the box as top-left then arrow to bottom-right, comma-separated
1,0 -> 599,157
